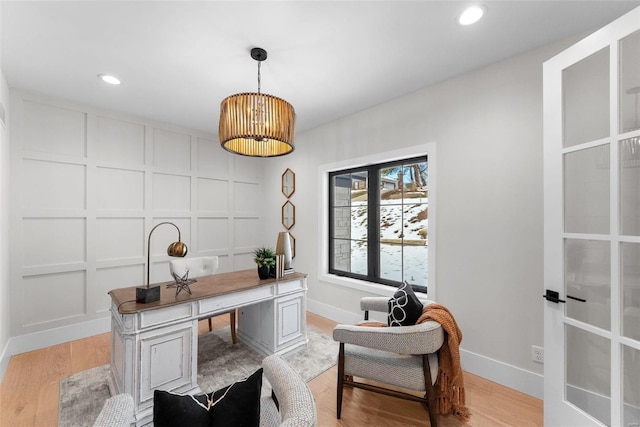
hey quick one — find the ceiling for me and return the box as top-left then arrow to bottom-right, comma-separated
2,1 -> 639,136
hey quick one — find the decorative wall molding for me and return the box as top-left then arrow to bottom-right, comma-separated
8,90 -> 265,343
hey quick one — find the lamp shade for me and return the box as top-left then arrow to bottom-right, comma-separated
167,241 -> 188,257
219,92 -> 296,157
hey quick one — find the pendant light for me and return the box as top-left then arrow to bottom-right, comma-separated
219,47 -> 296,157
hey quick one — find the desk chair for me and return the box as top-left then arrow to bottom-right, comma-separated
169,256 -> 237,344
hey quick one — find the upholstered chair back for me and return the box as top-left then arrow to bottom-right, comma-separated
169,256 -> 218,279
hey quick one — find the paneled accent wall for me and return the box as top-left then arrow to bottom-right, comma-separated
9,92 -> 264,336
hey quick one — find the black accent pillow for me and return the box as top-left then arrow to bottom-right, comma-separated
153,368 -> 263,427
388,281 -> 424,326
210,367 -> 262,427
153,390 -> 211,427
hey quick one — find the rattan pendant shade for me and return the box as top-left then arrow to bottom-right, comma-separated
219,92 -> 296,157
219,48 -> 296,157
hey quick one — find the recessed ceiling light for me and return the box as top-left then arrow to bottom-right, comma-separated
98,74 -> 121,85
458,5 -> 485,26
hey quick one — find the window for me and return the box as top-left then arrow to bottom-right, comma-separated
329,156 -> 429,292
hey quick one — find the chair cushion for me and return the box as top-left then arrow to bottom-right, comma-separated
388,282 -> 423,326
344,344 -> 438,390
153,368 -> 262,427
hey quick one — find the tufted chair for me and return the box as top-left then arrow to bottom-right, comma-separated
332,296 -> 444,426
169,256 -> 237,344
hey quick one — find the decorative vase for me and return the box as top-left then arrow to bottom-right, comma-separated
257,265 -> 270,280
276,231 -> 293,270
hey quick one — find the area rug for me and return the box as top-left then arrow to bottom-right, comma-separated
58,326 -> 337,427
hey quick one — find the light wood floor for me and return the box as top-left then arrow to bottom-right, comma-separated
0,312 -> 542,426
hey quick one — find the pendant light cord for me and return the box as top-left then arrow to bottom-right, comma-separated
257,61 -> 262,94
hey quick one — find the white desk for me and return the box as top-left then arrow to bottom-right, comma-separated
108,269 -> 308,426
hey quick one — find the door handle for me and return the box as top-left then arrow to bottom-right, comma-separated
543,290 -> 587,303
543,289 -> 565,303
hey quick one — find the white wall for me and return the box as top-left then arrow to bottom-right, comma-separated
0,70 -> 11,379
0,91 -> 268,378
262,38 -> 578,398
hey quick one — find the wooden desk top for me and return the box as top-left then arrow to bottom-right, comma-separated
109,269 -> 307,315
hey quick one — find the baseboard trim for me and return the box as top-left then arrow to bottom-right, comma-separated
460,348 -> 543,400
0,316 -> 111,382
307,297 -> 544,400
307,297 -> 363,325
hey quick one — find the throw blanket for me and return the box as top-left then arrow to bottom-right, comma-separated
417,303 -> 470,421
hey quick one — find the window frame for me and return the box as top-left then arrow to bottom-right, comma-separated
318,143 -> 436,300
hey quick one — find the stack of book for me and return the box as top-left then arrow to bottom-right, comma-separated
272,254 -> 286,278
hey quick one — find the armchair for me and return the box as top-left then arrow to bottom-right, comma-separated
333,296 -> 444,426
169,256 -> 237,344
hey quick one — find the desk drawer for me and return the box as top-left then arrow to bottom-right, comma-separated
277,279 -> 304,295
199,285 -> 274,314
140,304 -> 192,329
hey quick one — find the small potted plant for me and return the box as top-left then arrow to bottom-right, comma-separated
253,247 -> 276,279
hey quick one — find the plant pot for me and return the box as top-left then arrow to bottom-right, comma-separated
257,265 -> 271,280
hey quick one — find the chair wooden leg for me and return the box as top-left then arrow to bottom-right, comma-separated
423,354 -> 438,427
229,310 -> 237,344
337,343 -> 345,419
208,317 -> 213,332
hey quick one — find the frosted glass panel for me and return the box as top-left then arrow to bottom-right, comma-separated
620,29 -> 640,133
622,242 -> 640,340
566,325 -> 611,425
564,145 -> 610,234
563,48 -> 610,147
623,345 -> 640,427
565,239 -> 610,330
620,137 -> 640,236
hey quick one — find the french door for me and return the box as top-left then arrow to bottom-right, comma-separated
543,6 -> 640,426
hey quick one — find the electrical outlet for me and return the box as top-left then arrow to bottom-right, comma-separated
532,345 -> 544,363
